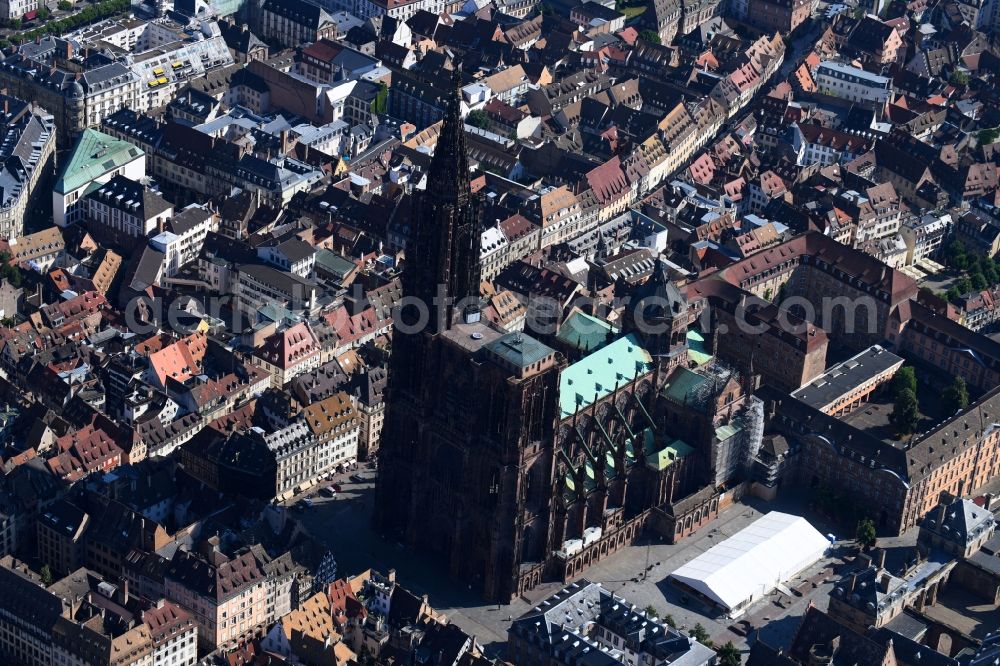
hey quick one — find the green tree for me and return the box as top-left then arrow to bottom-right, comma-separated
372,82 -> 388,116
0,252 -> 23,287
40,564 -> 53,586
466,108 -> 490,129
856,518 -> 877,550
638,29 -> 661,44
718,641 -> 742,666
57,1 -> 73,10
891,388 -> 920,435
942,376 -> 969,415
979,128 -> 1000,146
949,70 -> 970,86
955,276 -> 973,294
689,623 -> 713,648
982,259 -> 999,285
662,613 -> 676,627
890,366 -> 917,398
37,5 -> 50,19
7,18 -> 20,29
643,604 -> 659,618
946,239 -> 968,270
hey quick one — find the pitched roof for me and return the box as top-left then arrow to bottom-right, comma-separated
301,391 -> 357,438
165,548 -> 265,603
559,333 -> 653,418
146,331 -> 207,387
54,129 -> 144,195
255,322 -> 320,370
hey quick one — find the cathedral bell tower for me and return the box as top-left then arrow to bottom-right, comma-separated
622,259 -> 689,375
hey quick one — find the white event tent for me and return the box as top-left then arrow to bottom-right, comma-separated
668,511 -> 829,616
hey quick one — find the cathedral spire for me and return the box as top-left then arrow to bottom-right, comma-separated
426,65 -> 472,205
402,63 -> 483,333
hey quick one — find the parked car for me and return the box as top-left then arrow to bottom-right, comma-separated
350,474 -> 367,483
320,486 -> 338,498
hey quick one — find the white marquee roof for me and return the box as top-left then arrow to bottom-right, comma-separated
668,511 -> 829,611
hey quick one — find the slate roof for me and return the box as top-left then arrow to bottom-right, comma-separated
261,0 -> 334,30
165,547 -> 265,603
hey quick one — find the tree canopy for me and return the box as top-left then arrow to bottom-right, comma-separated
891,388 -> 919,435
856,518 -> 877,550
638,29 -> 661,44
942,376 -> 969,415
890,366 -> 917,398
717,642 -> 741,666
466,109 -> 490,129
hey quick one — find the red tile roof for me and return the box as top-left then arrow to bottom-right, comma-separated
147,331 -> 207,387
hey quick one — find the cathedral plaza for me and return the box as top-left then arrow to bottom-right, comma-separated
297,474 -> 848,657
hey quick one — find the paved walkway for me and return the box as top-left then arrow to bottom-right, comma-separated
296,487 -> 852,658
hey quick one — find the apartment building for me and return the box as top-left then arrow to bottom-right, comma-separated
302,391 -> 361,473
235,263 -> 318,317
746,0 -> 811,34
264,421 -> 324,499
143,601 -> 199,666
0,37 -> 141,145
509,581 -> 716,666
149,204 -> 218,278
815,60 -> 892,104
259,0 -> 338,48
164,542 -> 270,651
252,322 -> 323,388
84,175 -> 175,251
352,366 -> 386,460
0,104 -> 56,240
257,237 -> 316,279
53,128 -> 146,227
0,225 -> 65,272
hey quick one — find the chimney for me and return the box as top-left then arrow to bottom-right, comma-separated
935,500 -> 948,530
857,552 -> 872,569
387,568 -> 396,583
874,548 -> 886,570
878,573 -> 891,594
116,577 -> 130,605
984,494 -> 994,511
63,40 -> 72,60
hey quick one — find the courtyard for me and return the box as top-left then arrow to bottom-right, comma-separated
296,480 -> 855,659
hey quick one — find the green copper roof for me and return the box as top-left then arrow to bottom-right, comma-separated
315,249 -> 357,279
556,311 -> 619,353
661,366 -> 707,404
55,129 -> 144,194
647,438 -> 694,471
716,424 -> 741,441
559,333 -> 653,418
687,329 -> 712,366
